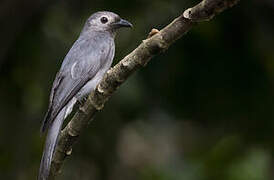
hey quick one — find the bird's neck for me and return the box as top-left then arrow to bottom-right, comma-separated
80,29 -> 116,39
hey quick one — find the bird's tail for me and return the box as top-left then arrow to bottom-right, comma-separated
38,107 -> 65,180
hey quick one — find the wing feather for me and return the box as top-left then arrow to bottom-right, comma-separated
41,34 -> 113,132
41,72 -> 64,132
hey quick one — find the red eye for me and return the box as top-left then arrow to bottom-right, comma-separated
100,17 -> 108,24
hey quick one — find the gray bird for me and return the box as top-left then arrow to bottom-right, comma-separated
38,11 -> 132,180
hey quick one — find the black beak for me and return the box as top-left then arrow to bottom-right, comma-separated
113,18 -> 133,28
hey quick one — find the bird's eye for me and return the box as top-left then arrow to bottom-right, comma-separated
100,17 -> 108,24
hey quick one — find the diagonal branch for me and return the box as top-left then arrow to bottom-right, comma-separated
49,0 -> 240,178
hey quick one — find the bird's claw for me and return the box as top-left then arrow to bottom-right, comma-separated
78,96 -> 88,106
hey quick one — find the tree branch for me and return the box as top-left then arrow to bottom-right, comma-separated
49,0 -> 240,178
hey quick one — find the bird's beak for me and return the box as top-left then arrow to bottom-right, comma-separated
113,18 -> 133,28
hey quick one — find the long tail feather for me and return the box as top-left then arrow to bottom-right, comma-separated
38,107 -> 65,180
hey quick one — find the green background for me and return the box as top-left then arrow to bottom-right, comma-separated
1,0 -> 274,179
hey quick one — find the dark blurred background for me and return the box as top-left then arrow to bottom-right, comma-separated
1,0 -> 274,179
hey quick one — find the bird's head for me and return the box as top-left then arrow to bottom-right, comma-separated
83,11 -> 132,35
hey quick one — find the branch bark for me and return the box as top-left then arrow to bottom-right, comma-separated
49,0 -> 240,178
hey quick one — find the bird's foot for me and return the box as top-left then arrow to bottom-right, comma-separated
78,96 -> 88,106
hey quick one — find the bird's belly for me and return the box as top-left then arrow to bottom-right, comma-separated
77,70 -> 106,99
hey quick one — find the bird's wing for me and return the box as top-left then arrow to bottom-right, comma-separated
40,71 -> 64,132
41,36 -> 113,132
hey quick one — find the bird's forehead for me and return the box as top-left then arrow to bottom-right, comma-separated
89,11 -> 120,20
